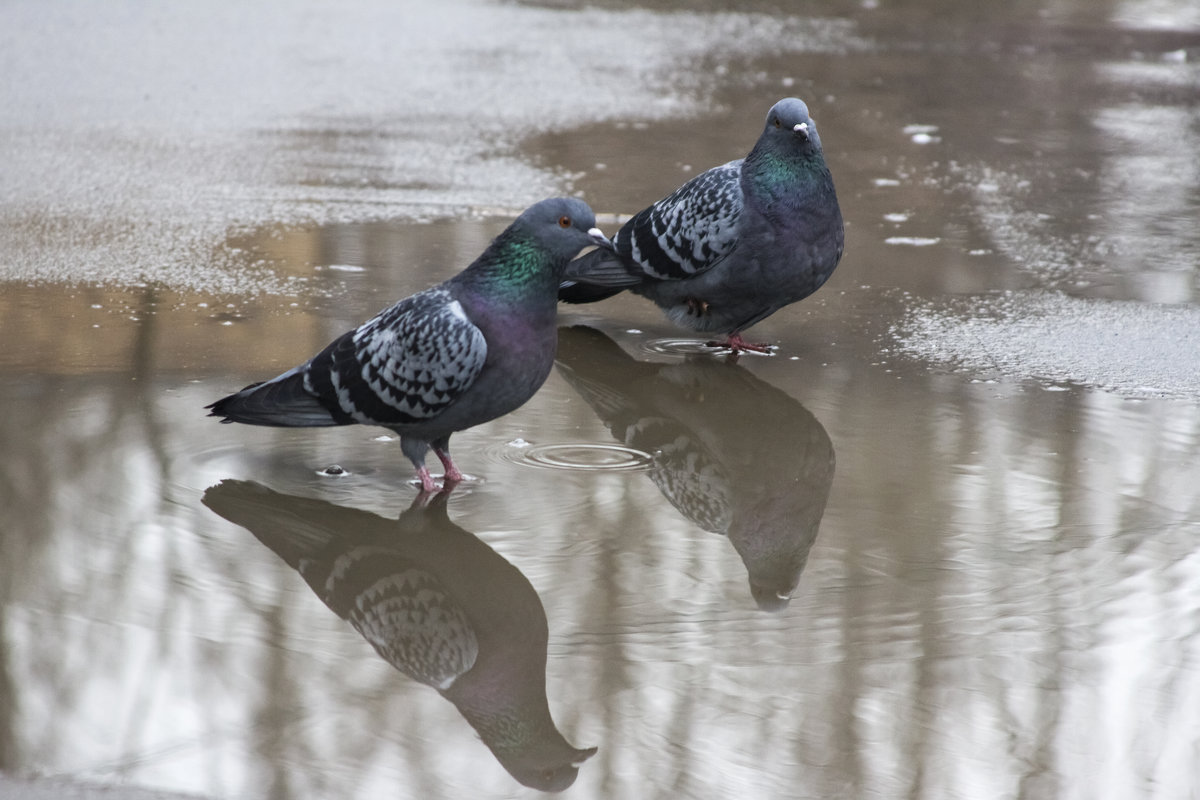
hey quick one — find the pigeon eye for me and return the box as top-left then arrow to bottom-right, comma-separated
773,117 -> 781,128
558,215 -> 572,228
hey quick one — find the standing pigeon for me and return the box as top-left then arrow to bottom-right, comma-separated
207,197 -> 609,492
559,98 -> 843,353
202,480 -> 597,791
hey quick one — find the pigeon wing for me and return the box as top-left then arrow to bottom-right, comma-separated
336,551 -> 479,690
306,287 -> 488,427
617,161 -> 744,281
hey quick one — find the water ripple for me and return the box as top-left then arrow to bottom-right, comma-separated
640,337 -> 723,357
492,441 -> 653,473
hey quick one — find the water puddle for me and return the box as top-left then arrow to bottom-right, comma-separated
3,1 -> 1200,799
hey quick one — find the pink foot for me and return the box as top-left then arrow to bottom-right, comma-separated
705,333 -> 776,354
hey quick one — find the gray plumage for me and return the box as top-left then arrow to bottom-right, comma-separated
342,557 -> 479,690
207,197 -> 608,492
560,97 -> 844,353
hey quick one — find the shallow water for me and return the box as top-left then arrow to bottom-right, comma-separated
3,1 -> 1200,799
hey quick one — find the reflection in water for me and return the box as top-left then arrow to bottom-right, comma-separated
202,481 -> 595,792
555,326 -> 835,610
3,0 -> 1198,795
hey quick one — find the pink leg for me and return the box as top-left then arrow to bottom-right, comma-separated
414,465 -> 439,494
705,332 -> 776,354
434,448 -> 464,484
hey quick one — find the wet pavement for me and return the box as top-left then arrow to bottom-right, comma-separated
2,1 -> 1200,798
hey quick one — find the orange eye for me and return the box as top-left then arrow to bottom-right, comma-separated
558,215 -> 571,228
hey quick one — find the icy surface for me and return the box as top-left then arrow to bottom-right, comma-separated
895,291 -> 1200,399
0,0 -> 863,294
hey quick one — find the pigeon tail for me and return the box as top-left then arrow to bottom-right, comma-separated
558,246 -> 644,300
555,325 -> 639,372
554,326 -> 653,427
206,365 -> 344,427
558,280 -> 626,304
202,480 -> 341,568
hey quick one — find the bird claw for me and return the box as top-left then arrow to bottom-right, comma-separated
414,466 -> 441,494
705,334 -> 777,355
414,453 -> 467,497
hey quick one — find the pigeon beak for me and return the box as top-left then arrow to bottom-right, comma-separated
587,227 -> 613,250
571,746 -> 599,766
794,121 -> 810,141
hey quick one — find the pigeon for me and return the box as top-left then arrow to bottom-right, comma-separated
559,98 -> 843,353
202,480 -> 597,791
555,326 -> 835,610
207,197 -> 609,492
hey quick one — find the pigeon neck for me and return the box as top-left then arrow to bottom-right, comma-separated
742,142 -> 827,197
450,686 -> 568,759
464,228 -> 560,299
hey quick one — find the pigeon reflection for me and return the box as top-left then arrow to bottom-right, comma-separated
202,481 -> 596,792
555,326 -> 835,611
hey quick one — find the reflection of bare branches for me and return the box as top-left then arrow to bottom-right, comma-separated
127,286 -> 175,494
0,604 -> 17,772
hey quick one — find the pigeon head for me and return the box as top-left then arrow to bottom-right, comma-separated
763,97 -> 822,151
511,197 -> 610,263
467,197 -> 609,292
501,744 -> 598,792
751,579 -> 798,613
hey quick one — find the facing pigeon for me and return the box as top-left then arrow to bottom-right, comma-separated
559,97 -> 844,353
207,197 -> 609,492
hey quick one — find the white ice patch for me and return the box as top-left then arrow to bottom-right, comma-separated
894,291 -> 1200,399
885,236 -> 941,246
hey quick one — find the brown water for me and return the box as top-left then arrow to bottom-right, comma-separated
3,1 -> 1200,799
